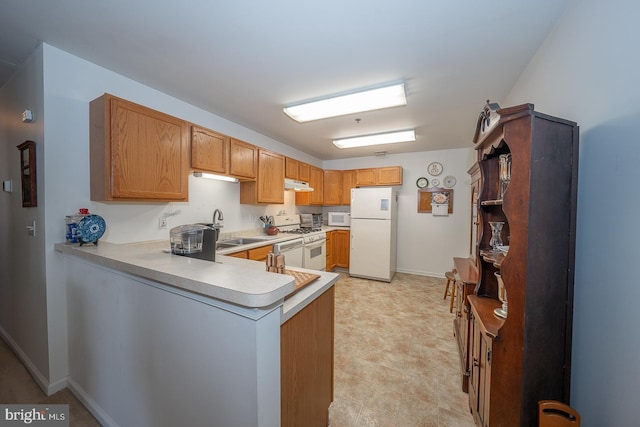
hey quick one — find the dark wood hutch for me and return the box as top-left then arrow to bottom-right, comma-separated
453,102 -> 579,427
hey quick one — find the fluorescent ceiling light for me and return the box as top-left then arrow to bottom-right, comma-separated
193,171 -> 239,183
283,83 -> 406,122
333,130 -> 416,149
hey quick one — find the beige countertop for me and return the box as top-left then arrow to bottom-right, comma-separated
55,239 -> 339,320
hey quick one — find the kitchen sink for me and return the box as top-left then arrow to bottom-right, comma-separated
216,237 -> 276,251
220,237 -> 269,245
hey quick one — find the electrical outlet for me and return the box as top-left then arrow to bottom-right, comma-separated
159,218 -> 168,229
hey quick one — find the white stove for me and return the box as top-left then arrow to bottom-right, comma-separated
271,215 -> 326,271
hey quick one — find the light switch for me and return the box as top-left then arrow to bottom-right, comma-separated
2,180 -> 12,192
26,220 -> 36,236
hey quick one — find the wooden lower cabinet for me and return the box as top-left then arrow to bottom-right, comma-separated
334,230 -> 350,268
281,286 -> 334,427
468,296 -> 502,427
326,231 -> 336,271
248,244 -> 272,261
226,250 -> 248,259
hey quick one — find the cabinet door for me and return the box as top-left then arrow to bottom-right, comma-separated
355,168 -> 377,186
285,157 -> 299,179
191,126 -> 228,174
323,170 -> 342,206
309,166 -> 324,205
257,150 -> 284,204
325,231 -> 335,271
281,286 -> 334,427
341,170 -> 355,205
335,230 -> 350,268
377,166 -> 402,185
248,244 -> 273,261
298,162 -> 310,182
229,138 -> 257,180
90,93 -> 189,201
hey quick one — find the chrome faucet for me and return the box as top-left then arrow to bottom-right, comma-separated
213,209 -> 224,228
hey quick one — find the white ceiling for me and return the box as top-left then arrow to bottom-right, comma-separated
0,0 -> 570,160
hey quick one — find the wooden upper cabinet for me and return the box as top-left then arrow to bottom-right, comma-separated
355,168 -> 377,186
298,162 -> 310,182
191,125 -> 228,174
229,138 -> 257,180
341,170 -> 356,205
309,166 -> 324,205
295,165 -> 323,206
355,166 -> 403,186
285,157 -> 299,180
240,149 -> 284,204
323,170 -> 343,206
378,166 -> 403,185
90,93 -> 189,201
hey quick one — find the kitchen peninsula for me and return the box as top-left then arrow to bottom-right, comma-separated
55,240 -> 339,427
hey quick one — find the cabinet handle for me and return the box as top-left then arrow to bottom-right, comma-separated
473,357 -> 479,367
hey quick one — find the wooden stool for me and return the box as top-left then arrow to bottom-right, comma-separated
538,400 -> 580,427
444,270 -> 457,313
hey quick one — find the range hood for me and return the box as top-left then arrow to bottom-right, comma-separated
284,178 -> 314,192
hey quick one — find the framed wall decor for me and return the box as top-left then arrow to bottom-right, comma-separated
17,140 -> 37,207
418,187 -> 453,213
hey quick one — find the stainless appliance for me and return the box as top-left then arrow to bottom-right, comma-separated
300,213 -> 322,230
170,223 -> 220,262
328,211 -> 351,226
349,187 -> 398,282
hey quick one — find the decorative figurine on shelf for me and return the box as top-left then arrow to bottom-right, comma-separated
494,271 -> 508,318
498,153 -> 512,200
489,221 -> 504,252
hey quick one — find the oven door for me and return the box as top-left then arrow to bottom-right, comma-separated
303,238 -> 326,271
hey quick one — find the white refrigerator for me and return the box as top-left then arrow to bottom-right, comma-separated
349,187 -> 398,282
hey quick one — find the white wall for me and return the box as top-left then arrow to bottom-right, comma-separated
504,0 -> 640,425
324,148 -> 475,276
0,45 -> 51,387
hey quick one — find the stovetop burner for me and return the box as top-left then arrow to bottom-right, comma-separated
281,228 -> 322,234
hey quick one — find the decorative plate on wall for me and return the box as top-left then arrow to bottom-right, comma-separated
443,175 -> 457,188
430,178 -> 440,187
416,177 -> 429,188
427,162 -> 443,176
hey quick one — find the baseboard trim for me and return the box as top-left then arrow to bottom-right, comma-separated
0,325 -> 58,395
395,268 -> 445,278
67,377 -> 119,427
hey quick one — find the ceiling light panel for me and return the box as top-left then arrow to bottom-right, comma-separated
333,129 -> 416,149
284,83 -> 406,122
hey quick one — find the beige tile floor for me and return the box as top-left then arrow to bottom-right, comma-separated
0,272 -> 474,427
329,272 -> 475,427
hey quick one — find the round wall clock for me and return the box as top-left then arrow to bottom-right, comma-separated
416,177 -> 429,189
427,162 -> 443,176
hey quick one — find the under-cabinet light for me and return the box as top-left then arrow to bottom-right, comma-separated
193,171 -> 239,183
283,83 -> 407,122
333,129 -> 416,149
